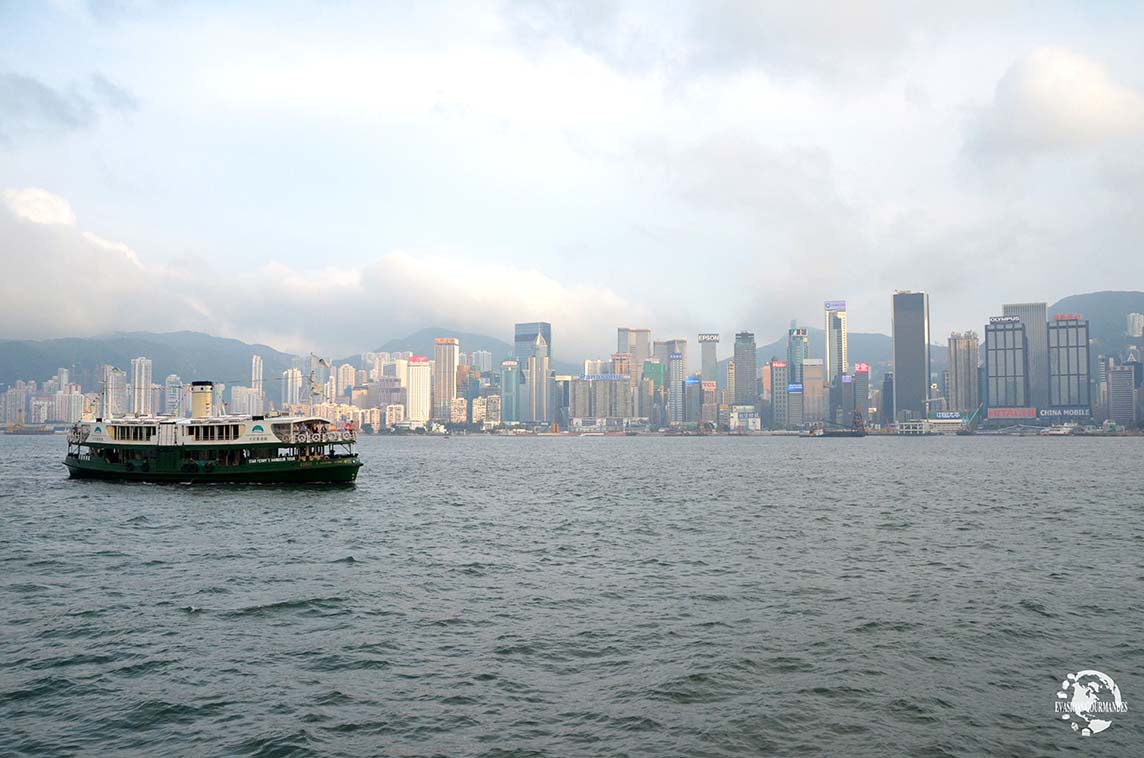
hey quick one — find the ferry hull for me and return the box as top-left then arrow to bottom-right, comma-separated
64,456 -> 362,483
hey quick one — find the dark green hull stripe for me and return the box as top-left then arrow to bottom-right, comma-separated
64,459 -> 361,483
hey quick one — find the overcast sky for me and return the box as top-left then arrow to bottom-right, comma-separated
2,1 -> 1143,361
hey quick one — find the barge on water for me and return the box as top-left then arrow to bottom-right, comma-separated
64,381 -> 361,483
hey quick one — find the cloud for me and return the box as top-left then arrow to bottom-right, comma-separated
2,188 -> 78,225
0,73 -> 94,142
503,0 -> 991,83
0,189 -> 641,359
82,231 -> 142,265
969,47 -> 1144,159
0,71 -> 137,143
89,72 -> 139,111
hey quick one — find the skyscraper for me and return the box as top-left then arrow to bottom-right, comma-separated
1047,315 -> 1091,414
406,357 -> 432,424
699,333 -> 720,383
771,361 -> 789,428
1107,367 -> 1137,425
521,333 -> 551,424
471,350 -> 493,373
891,291 -> 931,421
1002,302 -> 1048,408
947,331 -> 980,415
852,363 -> 870,425
282,368 -> 303,407
733,332 -> 757,405
786,328 -> 809,384
337,363 -> 356,401
500,360 -> 520,424
667,352 -> 685,425
251,354 -> 264,405
824,301 -> 848,385
515,322 -> 552,362
130,357 -> 152,416
984,316 -> 1029,409
164,374 -> 183,415
433,338 -> 460,421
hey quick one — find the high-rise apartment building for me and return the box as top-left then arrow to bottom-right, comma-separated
699,333 -> 720,383
251,354 -> 263,398
282,368 -> 303,407
164,374 -> 183,415
891,291 -> 931,421
733,332 -> 757,405
1127,313 -> 1144,339
130,357 -> 152,415
432,338 -> 460,421
947,331 -> 980,415
787,328 -> 809,384
471,350 -> 494,373
824,301 -> 848,385
406,357 -> 432,424
1002,302 -> 1048,408
984,316 -> 1029,410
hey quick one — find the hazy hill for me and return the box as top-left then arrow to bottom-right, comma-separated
746,328 -> 947,379
0,331 -> 294,390
348,327 -> 581,375
1048,291 -> 1144,354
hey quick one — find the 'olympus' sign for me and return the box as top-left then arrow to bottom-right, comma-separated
989,315 -> 1021,324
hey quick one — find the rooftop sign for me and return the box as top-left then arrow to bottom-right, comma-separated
697,333 -> 720,342
853,362 -> 870,373
989,316 -> 1021,324
1053,313 -> 1083,321
824,300 -> 846,311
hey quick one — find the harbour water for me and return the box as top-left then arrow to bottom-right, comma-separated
2,434 -> 1142,755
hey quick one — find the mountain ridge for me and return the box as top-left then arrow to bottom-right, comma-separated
3,291 -> 1140,388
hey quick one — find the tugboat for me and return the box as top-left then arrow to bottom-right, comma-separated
64,381 -> 362,483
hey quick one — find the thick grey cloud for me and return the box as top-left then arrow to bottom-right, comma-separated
968,47 -> 1144,160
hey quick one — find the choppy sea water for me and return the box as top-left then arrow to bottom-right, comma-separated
2,434 -> 1142,756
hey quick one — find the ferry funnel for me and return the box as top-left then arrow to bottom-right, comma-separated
190,381 -> 214,419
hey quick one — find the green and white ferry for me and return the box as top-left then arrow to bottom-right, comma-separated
64,381 -> 362,483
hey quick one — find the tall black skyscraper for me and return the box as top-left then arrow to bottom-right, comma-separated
733,332 -> 757,405
891,291 -> 931,421
984,316 -> 1029,409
